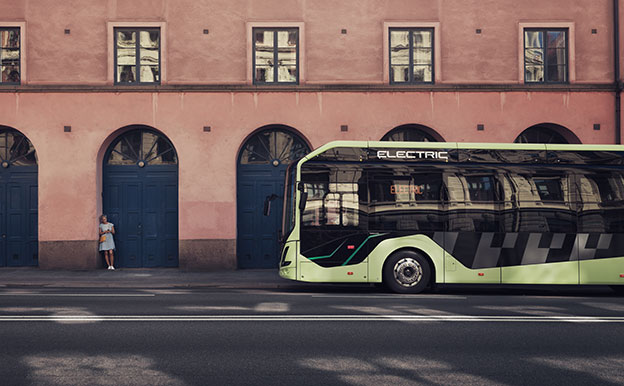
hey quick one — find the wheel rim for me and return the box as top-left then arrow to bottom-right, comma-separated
393,257 -> 423,287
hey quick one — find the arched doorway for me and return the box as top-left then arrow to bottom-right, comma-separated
514,123 -> 581,144
237,126 -> 310,268
102,126 -> 178,267
381,124 -> 444,142
0,126 -> 38,267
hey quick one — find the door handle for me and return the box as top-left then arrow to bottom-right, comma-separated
1,234 -> 5,239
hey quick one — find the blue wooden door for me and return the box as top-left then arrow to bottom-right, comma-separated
0,128 -> 38,267
237,128 -> 309,269
103,128 -> 178,268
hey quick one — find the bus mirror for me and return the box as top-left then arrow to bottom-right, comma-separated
299,192 -> 308,211
298,182 -> 305,192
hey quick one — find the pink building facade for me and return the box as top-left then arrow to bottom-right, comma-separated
0,0 -> 622,269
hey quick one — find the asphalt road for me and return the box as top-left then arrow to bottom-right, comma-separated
0,286 -> 623,386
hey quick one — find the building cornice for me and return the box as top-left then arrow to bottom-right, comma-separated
0,83 -> 615,93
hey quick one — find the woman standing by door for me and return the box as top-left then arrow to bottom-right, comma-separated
99,215 -> 116,270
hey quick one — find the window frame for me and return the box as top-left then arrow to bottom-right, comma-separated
0,24 -> 24,86
113,27 -> 162,86
523,28 -> 569,84
252,27 -> 300,85
388,27 -> 435,85
518,22 -> 575,84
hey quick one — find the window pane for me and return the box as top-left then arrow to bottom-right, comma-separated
117,65 -> 136,82
390,30 -> 409,65
1,29 -> 19,48
116,47 -> 136,66
413,65 -> 432,82
525,48 -> 544,66
533,177 -> 564,201
524,31 -> 543,48
139,65 -> 159,82
108,138 -> 137,165
1,48 -> 19,61
277,30 -> 297,82
465,175 -> 496,202
547,31 -> 566,48
148,137 -> 176,164
255,30 -> 274,82
547,65 -> 567,82
413,30 -> 432,48
390,66 -> 409,82
140,31 -> 159,49
240,132 -> 272,164
413,47 -> 432,65
117,31 -> 136,48
1,29 -> 20,83
1,65 -> 20,82
0,132 -> 6,160
140,47 -> 159,66
547,48 -> 566,65
525,65 -> 544,82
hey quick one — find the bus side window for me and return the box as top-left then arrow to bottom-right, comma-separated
577,168 -> 624,233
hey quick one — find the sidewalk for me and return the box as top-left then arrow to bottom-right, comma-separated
0,268 -> 299,289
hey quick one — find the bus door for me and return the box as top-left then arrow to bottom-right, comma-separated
299,164 -> 369,281
576,168 -> 624,284
501,166 -> 578,284
443,168 -> 502,284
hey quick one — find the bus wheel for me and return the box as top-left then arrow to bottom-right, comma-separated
383,251 -> 431,294
611,286 -> 624,295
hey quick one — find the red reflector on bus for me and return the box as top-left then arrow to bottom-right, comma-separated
478,273 -> 484,276
347,272 -> 354,275
347,245 -> 355,250
620,274 -> 624,278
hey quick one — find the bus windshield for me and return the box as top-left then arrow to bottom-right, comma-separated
282,163 -> 297,239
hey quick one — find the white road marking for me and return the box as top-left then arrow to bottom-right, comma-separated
0,315 -> 623,322
311,295 -> 466,299
254,302 -> 290,312
0,293 -> 155,297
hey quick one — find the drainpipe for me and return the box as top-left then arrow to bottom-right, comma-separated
615,0 -> 621,144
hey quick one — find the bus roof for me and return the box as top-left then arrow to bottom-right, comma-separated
300,140 -> 624,165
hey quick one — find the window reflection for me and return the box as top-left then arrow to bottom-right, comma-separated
253,28 -> 298,84
106,129 -> 176,166
514,126 -> 569,144
525,29 -> 567,83
239,129 -> 309,165
301,166 -> 364,228
115,28 -> 159,84
390,28 -> 433,84
0,129 -> 37,166
1,28 -> 20,84
381,126 -> 438,142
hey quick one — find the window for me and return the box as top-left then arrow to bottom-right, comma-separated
1,28 -> 20,84
533,177 -> 564,201
301,165 -> 365,228
114,28 -> 160,84
465,175 -> 497,202
524,29 -> 568,83
253,28 -> 298,84
368,168 -> 445,231
389,28 -> 433,84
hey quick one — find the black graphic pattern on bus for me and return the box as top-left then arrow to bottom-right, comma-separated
302,231 -> 624,269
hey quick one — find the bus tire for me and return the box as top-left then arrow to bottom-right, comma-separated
383,250 -> 431,294
611,286 -> 624,295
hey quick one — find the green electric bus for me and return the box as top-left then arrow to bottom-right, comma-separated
277,141 -> 624,293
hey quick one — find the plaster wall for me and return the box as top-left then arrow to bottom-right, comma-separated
0,91 -> 615,265
0,0 -> 616,84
